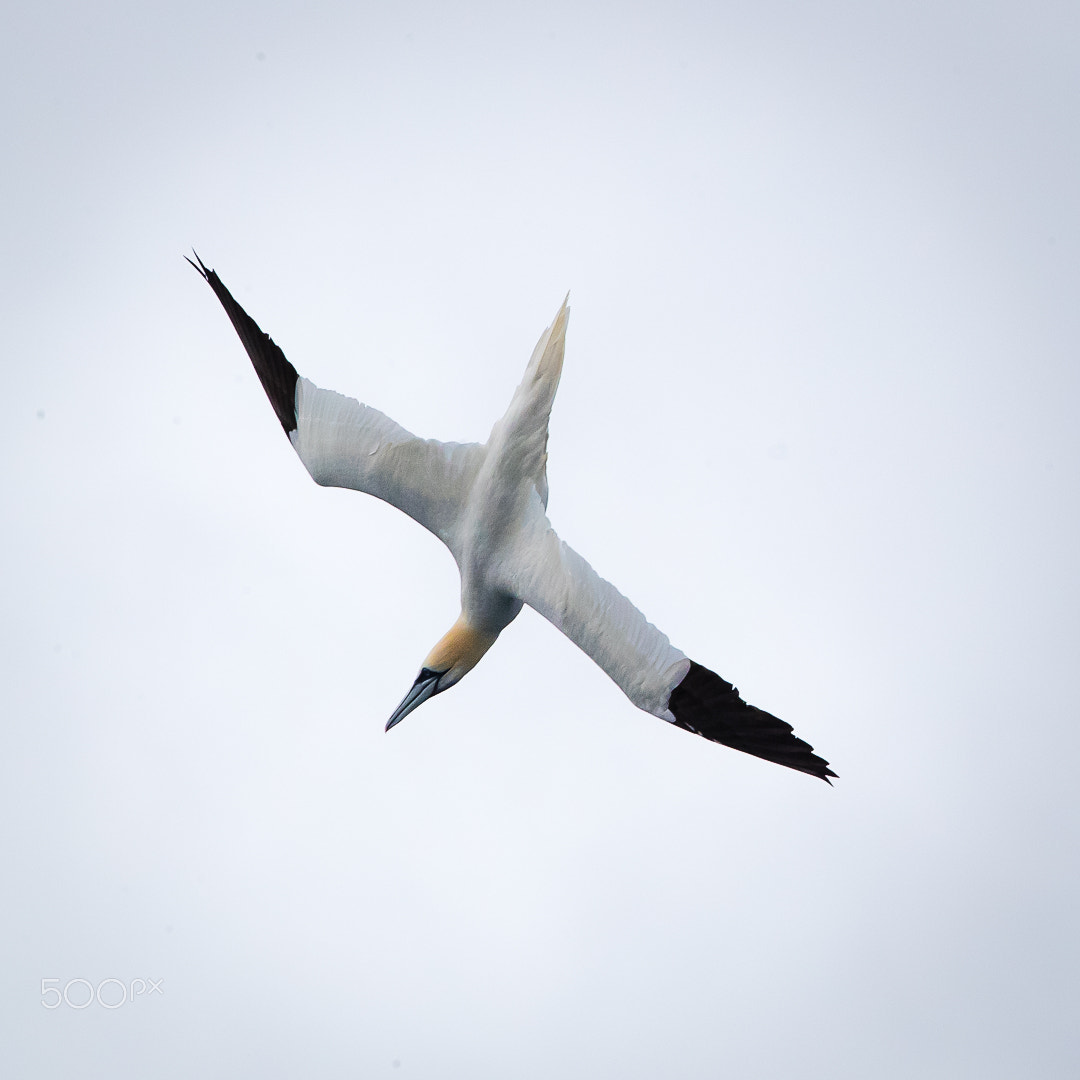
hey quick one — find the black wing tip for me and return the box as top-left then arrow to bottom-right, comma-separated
184,249 -> 210,278
187,252 -> 300,437
668,660 -> 837,783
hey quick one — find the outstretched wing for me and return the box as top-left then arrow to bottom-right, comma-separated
189,254 -> 483,548
291,379 -> 483,548
498,498 -> 836,782
495,495 -> 691,717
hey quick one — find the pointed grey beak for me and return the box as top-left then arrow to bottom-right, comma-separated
386,668 -> 442,731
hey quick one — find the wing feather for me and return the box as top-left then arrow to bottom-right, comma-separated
668,662 -> 837,782
496,499 -> 690,717
190,254 -> 483,548
499,499 -> 836,781
291,379 -> 483,546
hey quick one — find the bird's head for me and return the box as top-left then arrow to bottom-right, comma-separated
385,615 -> 498,730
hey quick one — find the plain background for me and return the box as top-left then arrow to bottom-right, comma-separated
3,1 -> 1078,1076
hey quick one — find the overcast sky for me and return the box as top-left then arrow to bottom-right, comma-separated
3,1 -> 1079,1076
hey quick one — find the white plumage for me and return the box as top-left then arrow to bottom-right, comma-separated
189,254 -> 834,782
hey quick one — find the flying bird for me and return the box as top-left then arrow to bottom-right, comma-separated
188,254 -> 835,782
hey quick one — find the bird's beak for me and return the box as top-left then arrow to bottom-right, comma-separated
386,668 -> 442,731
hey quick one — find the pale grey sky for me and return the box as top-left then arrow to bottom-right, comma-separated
3,1 -> 1079,1076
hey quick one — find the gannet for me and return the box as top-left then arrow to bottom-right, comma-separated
188,255 -> 835,782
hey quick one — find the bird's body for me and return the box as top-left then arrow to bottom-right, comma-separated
190,255 -> 835,782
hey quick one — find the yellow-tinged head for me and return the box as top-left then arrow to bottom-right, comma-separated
385,615 -> 498,731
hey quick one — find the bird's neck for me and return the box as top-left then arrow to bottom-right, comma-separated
424,614 -> 498,688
